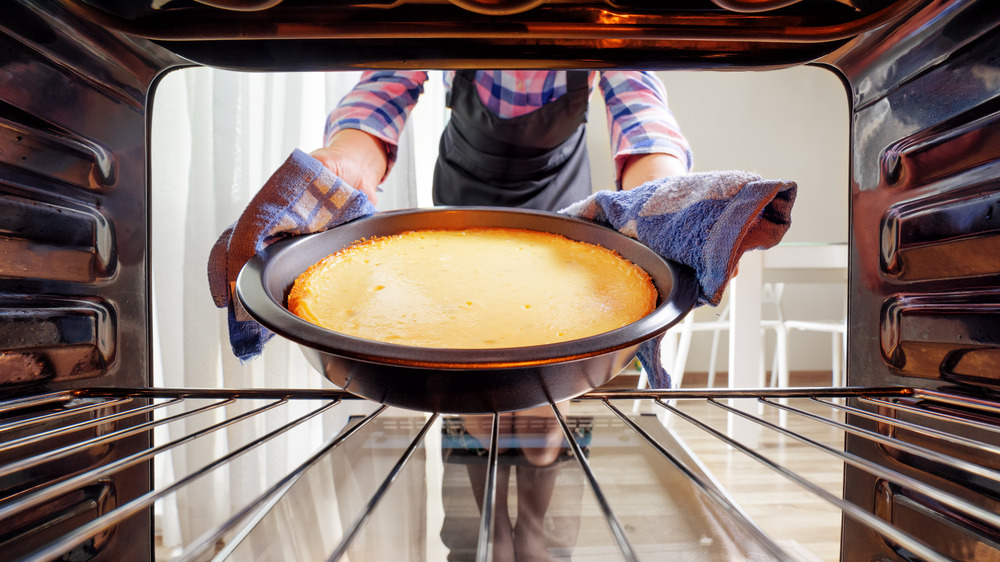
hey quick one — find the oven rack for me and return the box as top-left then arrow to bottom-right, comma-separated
1,386 -> 997,561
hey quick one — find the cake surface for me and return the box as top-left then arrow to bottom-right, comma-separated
287,227 -> 658,349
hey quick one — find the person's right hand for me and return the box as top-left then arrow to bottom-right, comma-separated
309,129 -> 389,206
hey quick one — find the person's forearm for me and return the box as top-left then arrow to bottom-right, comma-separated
599,71 -> 693,188
323,70 -> 428,165
620,153 -> 687,190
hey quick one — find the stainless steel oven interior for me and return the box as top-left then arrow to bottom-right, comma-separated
2,0 -> 1000,560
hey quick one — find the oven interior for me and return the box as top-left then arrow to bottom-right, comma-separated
2,0 -> 1000,560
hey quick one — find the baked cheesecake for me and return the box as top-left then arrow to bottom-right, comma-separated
287,227 -> 658,349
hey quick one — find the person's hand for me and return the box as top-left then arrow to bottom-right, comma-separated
309,129 -> 389,205
207,149 -> 377,360
560,171 -> 797,387
620,153 -> 688,190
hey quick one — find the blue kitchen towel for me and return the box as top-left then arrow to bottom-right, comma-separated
560,171 -> 797,388
207,148 -> 377,360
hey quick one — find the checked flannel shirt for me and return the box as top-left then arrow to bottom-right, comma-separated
325,70 -> 693,187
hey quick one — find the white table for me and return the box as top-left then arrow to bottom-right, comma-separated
727,243 -> 849,389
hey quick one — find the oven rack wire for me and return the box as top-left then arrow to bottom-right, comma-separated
1,385 -> 997,561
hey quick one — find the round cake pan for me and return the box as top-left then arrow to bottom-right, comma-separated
236,207 -> 697,413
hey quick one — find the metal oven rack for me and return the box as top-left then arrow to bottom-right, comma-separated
2,386 -> 998,561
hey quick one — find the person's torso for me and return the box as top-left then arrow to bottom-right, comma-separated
432,70 -> 594,211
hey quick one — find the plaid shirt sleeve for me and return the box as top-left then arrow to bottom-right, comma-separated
324,70 -> 429,173
599,71 -> 693,186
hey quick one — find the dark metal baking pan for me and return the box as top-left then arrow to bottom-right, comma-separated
236,207 -> 697,413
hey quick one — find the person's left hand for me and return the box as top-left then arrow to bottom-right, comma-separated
560,171 -> 798,387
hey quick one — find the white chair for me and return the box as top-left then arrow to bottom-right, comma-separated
758,243 -> 848,387
639,283 -> 788,390
784,314 -> 846,387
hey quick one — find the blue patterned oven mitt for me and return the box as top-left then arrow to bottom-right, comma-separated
207,149 -> 376,360
560,171 -> 797,389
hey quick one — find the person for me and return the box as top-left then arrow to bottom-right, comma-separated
304,69 -> 692,561
442,406 -> 588,562
309,70 -> 692,210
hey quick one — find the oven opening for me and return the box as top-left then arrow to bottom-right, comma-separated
142,65 -> 857,561
148,65 -> 851,392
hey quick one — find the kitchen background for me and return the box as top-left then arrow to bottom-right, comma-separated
146,50 -> 847,560
151,65 -> 849,389
634,67 -> 850,377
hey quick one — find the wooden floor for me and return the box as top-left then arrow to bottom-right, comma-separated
589,370 -> 845,561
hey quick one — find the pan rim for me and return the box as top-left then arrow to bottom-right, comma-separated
236,206 -> 697,369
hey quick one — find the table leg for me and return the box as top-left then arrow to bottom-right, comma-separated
728,251 -> 763,446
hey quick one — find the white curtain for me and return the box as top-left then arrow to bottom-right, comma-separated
149,67 -> 445,553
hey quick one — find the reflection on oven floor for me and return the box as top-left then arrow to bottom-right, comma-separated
217,403 -> 793,561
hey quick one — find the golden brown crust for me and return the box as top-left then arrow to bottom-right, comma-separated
288,228 -> 657,349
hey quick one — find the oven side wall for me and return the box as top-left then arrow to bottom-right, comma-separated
834,0 -> 1000,559
0,1 -> 178,393
0,1 -> 181,559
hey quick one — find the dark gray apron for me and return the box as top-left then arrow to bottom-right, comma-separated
432,70 -> 592,212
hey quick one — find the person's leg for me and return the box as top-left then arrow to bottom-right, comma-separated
463,414 -> 516,561
464,413 -> 512,455
467,463 -> 514,561
513,462 -> 560,562
509,402 -> 569,561
515,402 -> 568,467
